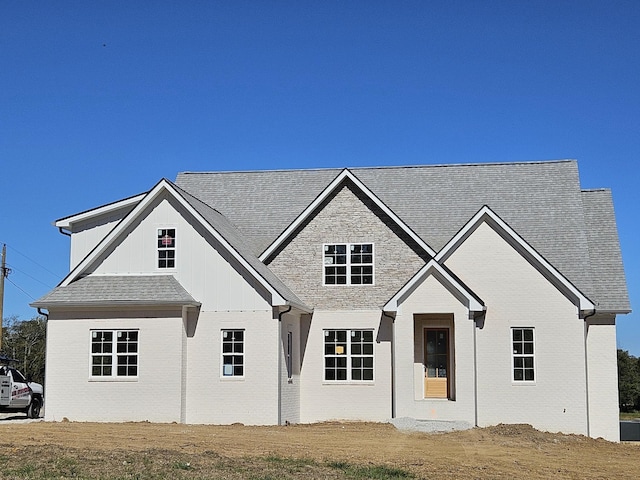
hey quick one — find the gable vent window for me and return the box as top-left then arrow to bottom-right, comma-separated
158,228 -> 176,268
324,243 -> 374,285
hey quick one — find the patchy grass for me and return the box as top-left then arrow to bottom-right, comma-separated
328,461 -> 414,478
0,445 -> 413,479
0,445 -> 412,479
620,411 -> 640,421
1,421 -> 639,479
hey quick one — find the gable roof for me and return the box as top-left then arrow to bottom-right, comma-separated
435,205 -> 595,314
384,259 -> 485,313
45,179 -> 310,312
259,169 -> 437,262
31,275 -> 199,308
176,160 -> 628,312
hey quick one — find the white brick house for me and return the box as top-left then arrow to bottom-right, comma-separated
32,160 -> 630,441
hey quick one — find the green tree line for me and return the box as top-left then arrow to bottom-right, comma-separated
618,349 -> 640,412
1,315 -> 46,385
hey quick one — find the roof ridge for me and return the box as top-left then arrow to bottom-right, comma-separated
177,159 -> 576,176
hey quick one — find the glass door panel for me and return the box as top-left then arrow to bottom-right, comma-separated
424,329 -> 449,398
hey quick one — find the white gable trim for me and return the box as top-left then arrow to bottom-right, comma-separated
384,259 -> 485,313
435,205 -> 595,313
59,179 -> 301,310
55,193 -> 146,229
259,169 -> 437,262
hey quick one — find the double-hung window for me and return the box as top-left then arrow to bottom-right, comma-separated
158,228 -> 176,268
512,328 -> 535,382
324,329 -> 374,381
221,330 -> 244,377
91,330 -> 138,378
323,243 -> 374,285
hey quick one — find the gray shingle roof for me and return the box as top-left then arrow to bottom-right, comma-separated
581,189 -> 631,312
176,160 -> 629,312
31,275 -> 199,307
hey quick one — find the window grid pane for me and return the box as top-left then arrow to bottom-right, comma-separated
222,330 -> 244,377
158,228 -> 176,268
512,328 -> 534,382
324,329 -> 374,382
324,243 -> 373,285
91,330 -> 138,378
350,329 -> 374,381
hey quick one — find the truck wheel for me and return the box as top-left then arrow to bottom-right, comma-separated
27,398 -> 41,419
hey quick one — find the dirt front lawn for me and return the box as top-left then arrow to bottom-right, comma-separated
1,420 -> 639,479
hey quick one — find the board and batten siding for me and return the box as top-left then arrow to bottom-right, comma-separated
444,222 -> 591,437
267,182 -> 428,310
299,310 -> 392,423
69,213 -> 127,270
44,309 -> 185,423
89,193 -> 270,311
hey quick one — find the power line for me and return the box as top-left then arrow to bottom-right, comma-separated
5,276 -> 36,301
0,242 -> 61,280
6,263 -> 55,289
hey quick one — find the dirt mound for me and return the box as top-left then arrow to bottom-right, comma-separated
0,421 -> 638,479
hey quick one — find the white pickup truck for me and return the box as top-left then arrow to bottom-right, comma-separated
0,357 -> 44,419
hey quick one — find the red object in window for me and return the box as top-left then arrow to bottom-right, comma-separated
162,235 -> 173,246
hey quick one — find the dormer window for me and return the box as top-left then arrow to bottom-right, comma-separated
323,243 -> 374,285
158,228 -> 176,268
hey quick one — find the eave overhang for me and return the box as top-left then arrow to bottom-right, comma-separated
54,193 -> 146,229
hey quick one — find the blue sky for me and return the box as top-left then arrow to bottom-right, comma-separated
1,1 -> 638,353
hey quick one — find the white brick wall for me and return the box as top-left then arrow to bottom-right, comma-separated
445,222 -> 590,437
45,309 -> 185,423
185,310 -> 279,425
279,312 -> 301,424
393,275 -> 476,424
299,310 -> 392,423
585,316 -> 620,441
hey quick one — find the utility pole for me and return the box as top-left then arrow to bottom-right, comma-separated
0,244 -> 7,352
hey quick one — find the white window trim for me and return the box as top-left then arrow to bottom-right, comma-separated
220,329 -> 245,379
323,329 -> 375,384
89,329 -> 139,381
322,242 -> 375,286
511,327 -> 536,384
157,226 -> 177,270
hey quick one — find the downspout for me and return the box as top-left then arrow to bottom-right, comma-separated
382,311 -> 396,419
37,308 -> 49,320
277,305 -> 292,425
582,308 -> 597,438
180,305 -> 190,424
58,227 -> 71,237
472,312 -> 481,428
